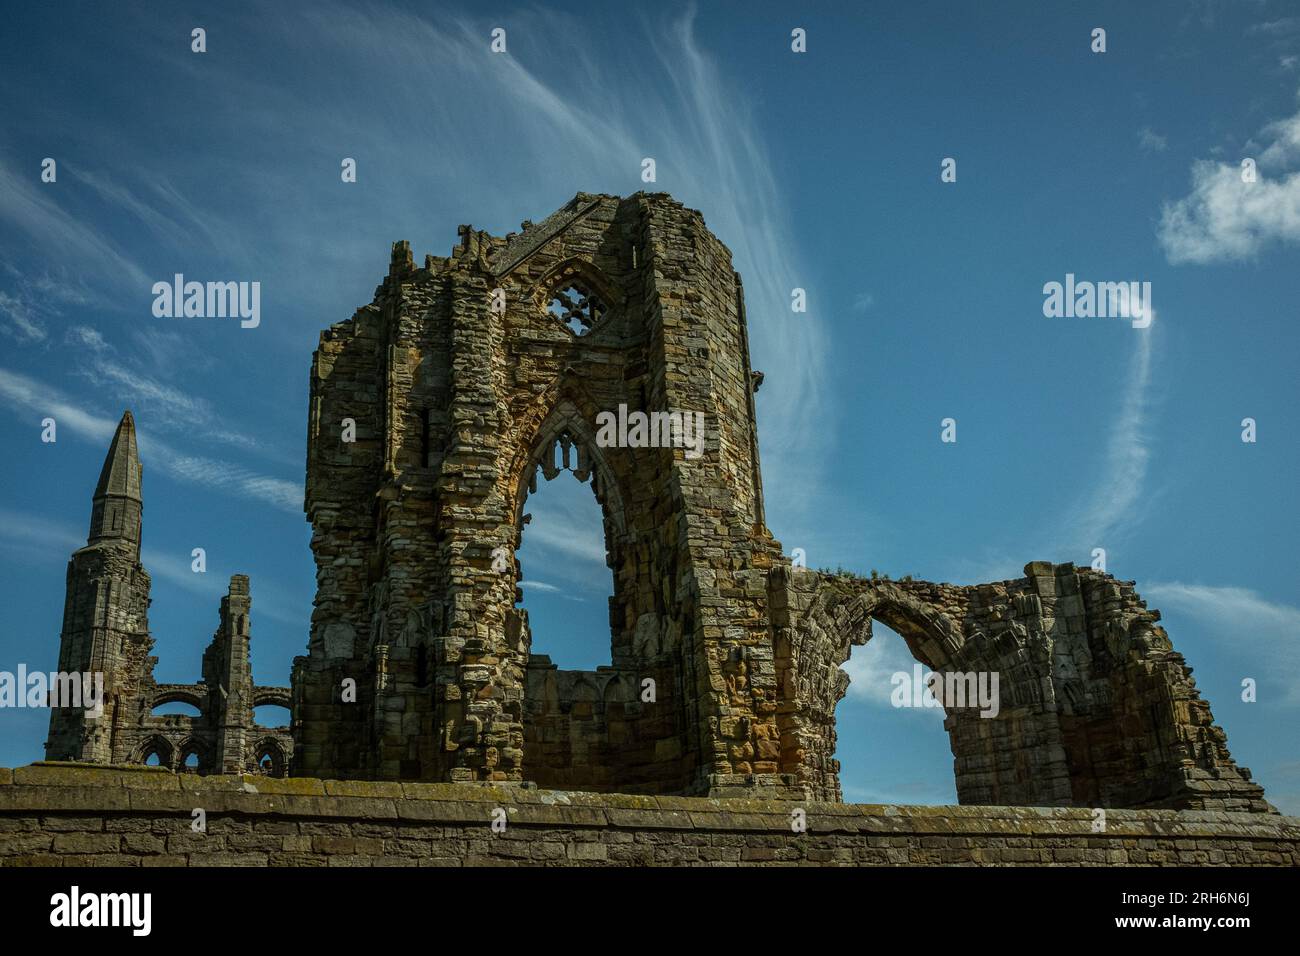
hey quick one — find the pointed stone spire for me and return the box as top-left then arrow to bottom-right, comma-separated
87,410 -> 143,552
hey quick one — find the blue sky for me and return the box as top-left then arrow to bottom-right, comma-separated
1,1 -> 1297,811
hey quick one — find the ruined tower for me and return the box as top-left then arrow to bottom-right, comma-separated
295,192 -> 783,792
46,412 -> 292,774
46,410 -> 153,763
200,576 -> 256,774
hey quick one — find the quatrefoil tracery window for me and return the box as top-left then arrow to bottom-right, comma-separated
547,279 -> 607,336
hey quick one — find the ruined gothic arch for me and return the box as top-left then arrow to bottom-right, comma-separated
252,688 -> 291,709
134,735 -> 174,770
176,737 -> 209,774
150,687 -> 205,714
249,737 -> 288,777
779,578 -> 978,802
507,389 -> 628,555
502,388 -> 628,666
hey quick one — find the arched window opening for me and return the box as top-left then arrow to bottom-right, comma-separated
254,704 -> 291,728
515,443 -> 616,670
180,749 -> 202,773
151,701 -> 201,718
251,740 -> 286,777
547,279 -> 606,336
138,737 -> 173,770
835,620 -> 957,805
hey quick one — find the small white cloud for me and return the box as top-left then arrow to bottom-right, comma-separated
518,580 -> 562,593
852,291 -> 875,312
1158,101 -> 1300,263
1247,18 -> 1300,37
66,325 -> 110,352
1138,127 -> 1168,153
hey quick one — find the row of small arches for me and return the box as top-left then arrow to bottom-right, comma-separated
136,737 -> 289,776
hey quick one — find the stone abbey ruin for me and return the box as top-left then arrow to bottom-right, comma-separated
44,192 -> 1273,817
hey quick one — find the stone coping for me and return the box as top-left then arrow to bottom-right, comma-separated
3,763 -> 1297,842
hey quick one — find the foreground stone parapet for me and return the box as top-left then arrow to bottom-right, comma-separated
2,765 -> 1295,867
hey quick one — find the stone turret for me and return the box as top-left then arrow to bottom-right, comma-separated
87,409 -> 143,553
46,411 -> 154,763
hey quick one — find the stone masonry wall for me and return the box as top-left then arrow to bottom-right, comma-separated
1,765 -> 1295,867
296,192 -> 783,793
773,562 -> 1270,812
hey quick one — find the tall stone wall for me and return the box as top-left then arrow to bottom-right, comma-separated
1,765 -> 1295,867
296,192 -> 781,793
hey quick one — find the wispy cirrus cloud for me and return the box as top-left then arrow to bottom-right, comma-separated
58,329 -> 285,459
0,367 -> 301,514
0,508 -> 85,556
66,166 -> 225,252
1055,323 -> 1159,555
0,267 -> 99,345
0,155 -> 150,290
0,289 -> 46,343
1143,581 -> 1300,703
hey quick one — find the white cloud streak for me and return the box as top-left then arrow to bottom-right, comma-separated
1143,581 -> 1300,704
0,156 -> 150,289
1057,323 -> 1157,553
0,367 -> 301,514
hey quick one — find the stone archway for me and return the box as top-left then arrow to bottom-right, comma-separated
776,575 -> 988,802
249,737 -> 288,777
774,570 -> 1073,806
134,735 -> 175,771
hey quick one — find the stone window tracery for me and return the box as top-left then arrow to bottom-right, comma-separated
547,279 -> 607,336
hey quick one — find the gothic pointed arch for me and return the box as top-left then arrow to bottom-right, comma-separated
507,379 -> 627,550
133,735 -> 174,769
